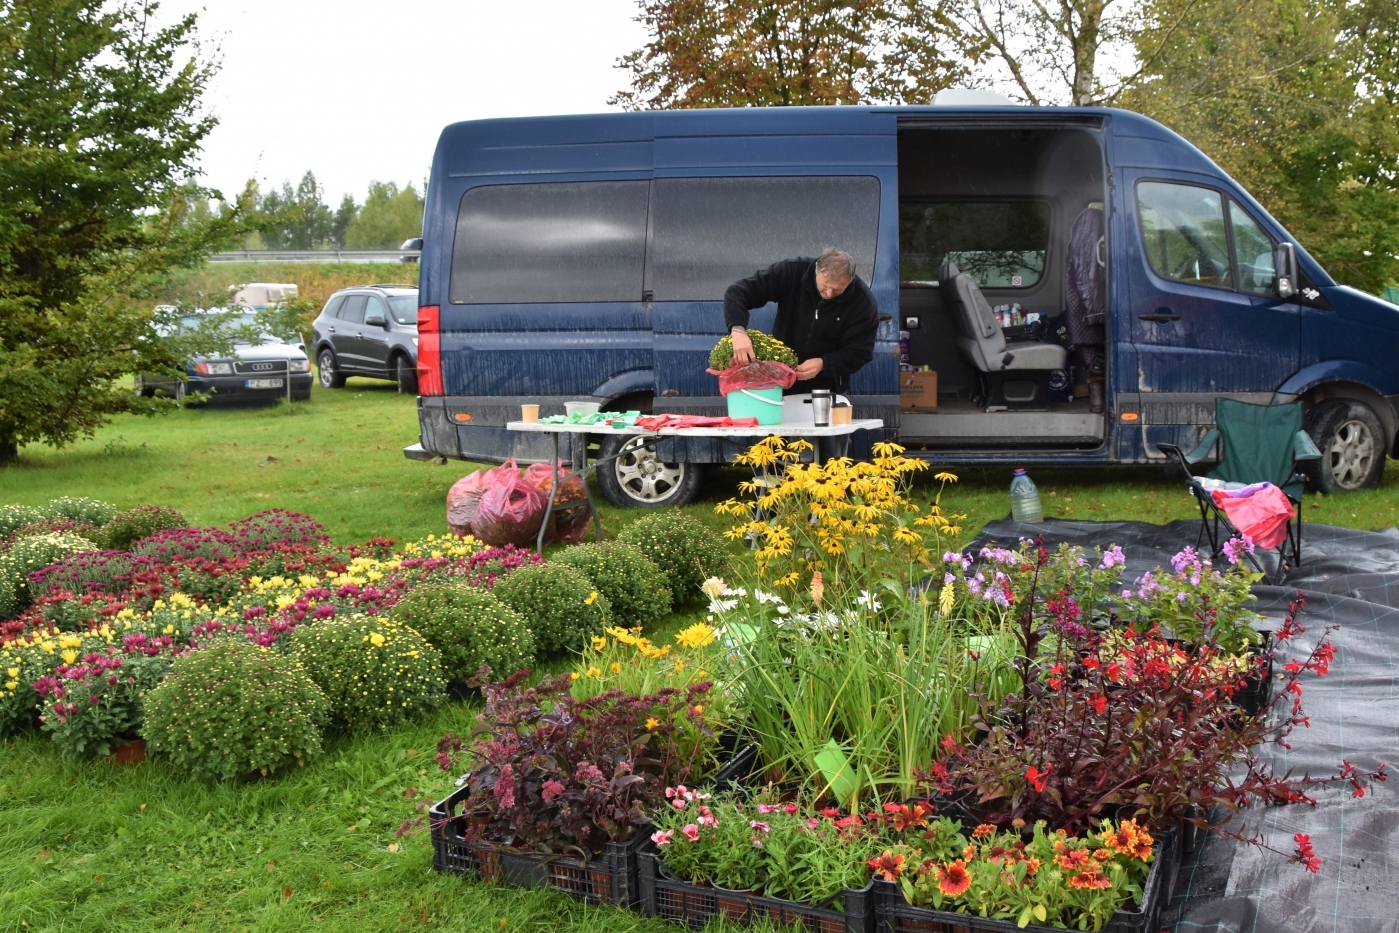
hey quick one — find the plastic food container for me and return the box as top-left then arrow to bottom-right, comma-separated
564,401 -> 601,418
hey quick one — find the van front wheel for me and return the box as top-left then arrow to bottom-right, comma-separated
597,434 -> 702,508
1304,399 -> 1386,492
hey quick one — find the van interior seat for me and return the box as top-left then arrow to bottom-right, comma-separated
939,262 -> 1068,372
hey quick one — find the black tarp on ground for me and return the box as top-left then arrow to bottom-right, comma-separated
969,520 -> 1399,933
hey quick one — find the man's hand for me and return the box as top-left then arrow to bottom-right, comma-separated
794,357 -> 825,381
730,329 -> 755,366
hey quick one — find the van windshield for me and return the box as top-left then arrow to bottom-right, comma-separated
899,202 -> 1050,288
387,296 -> 418,325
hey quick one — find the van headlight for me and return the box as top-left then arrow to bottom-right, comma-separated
288,359 -> 311,373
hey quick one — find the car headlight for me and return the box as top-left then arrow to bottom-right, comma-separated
195,361 -> 234,375
288,359 -> 311,373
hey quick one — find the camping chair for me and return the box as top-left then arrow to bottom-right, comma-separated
1159,398 -> 1321,582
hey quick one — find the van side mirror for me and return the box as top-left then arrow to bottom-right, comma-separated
364,312 -> 386,327
1274,242 -> 1298,299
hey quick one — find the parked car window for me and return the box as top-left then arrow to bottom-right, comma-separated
1137,181 -> 1233,289
449,180 -> 649,304
648,176 -> 881,301
1229,201 -> 1276,296
321,294 -> 345,319
364,295 -> 388,323
899,201 -> 1050,288
387,295 -> 418,325
338,294 -> 367,324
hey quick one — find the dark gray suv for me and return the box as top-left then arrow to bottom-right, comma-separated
312,285 -> 419,393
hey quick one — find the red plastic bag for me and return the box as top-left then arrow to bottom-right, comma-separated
706,360 -> 799,397
471,459 -> 548,547
1211,482 -> 1295,549
524,461 -> 593,544
446,465 -> 504,536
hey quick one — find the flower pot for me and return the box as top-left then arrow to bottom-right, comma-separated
727,386 -> 785,425
107,738 -> 146,765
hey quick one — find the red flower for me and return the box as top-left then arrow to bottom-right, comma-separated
1091,694 -> 1107,715
1068,869 -> 1112,890
1025,764 -> 1052,793
935,860 -> 972,896
868,850 -> 905,882
972,823 -> 996,840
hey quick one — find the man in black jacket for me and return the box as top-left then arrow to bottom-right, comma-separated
723,248 -> 879,394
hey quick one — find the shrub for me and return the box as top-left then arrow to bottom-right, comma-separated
7,518 -> 102,545
35,651 -> 172,758
143,641 -> 329,781
708,328 -> 798,369
226,509 -> 330,550
493,562 -> 610,656
0,504 -> 46,539
43,497 -> 118,527
100,505 -> 186,550
619,510 -> 728,603
553,541 -> 673,624
0,532 -> 98,618
452,543 -> 543,589
292,614 -> 445,731
386,583 -> 535,683
131,526 -> 240,563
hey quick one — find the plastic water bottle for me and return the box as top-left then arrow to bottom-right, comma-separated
1010,468 -> 1044,523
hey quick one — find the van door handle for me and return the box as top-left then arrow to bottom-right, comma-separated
1138,310 -> 1180,322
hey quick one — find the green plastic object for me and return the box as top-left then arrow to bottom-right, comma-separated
726,386 -> 784,425
814,739 -> 858,802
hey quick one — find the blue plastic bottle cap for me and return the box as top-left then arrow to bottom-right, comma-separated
1013,468 -> 1026,475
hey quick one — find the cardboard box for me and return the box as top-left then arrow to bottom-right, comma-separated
900,370 -> 938,410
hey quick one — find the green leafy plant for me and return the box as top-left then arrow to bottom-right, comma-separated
99,505 -> 187,551
492,562 -> 610,656
43,497 -> 118,527
143,640 -> 328,781
386,583 -> 535,683
553,541 -> 673,624
292,613 -> 446,731
0,504 -> 46,539
708,329 -> 798,370
0,531 -> 98,617
1114,543 -> 1264,654
35,651 -> 171,758
618,510 -> 728,604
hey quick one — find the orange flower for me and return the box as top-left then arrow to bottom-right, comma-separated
972,823 -> 996,840
1055,849 -> 1091,870
867,850 -> 905,882
1092,848 -> 1113,862
1025,857 -> 1041,875
936,860 -> 972,897
962,844 -> 977,862
1068,869 -> 1112,890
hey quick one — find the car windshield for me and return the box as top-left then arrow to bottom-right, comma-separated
387,296 -> 418,325
179,312 -> 279,346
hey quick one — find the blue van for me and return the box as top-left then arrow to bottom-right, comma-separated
406,105 -> 1399,508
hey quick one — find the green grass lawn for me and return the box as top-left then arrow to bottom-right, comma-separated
6,383 -> 1399,932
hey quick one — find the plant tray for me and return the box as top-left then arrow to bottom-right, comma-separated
872,827 -> 1177,933
639,850 -> 876,933
1235,636 -> 1275,717
428,784 -> 647,906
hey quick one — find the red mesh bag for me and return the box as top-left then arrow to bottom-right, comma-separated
524,462 -> 593,544
706,360 -> 798,397
470,459 -> 548,547
446,466 -> 504,536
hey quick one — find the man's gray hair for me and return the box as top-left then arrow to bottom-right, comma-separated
815,247 -> 856,281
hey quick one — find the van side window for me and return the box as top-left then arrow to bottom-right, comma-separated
648,176 -> 880,301
449,181 -> 649,304
898,202 -> 1050,288
1229,201 -> 1276,296
338,294 -> 367,324
1136,182 -> 1233,289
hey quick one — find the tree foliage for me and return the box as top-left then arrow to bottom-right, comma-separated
344,181 -> 425,250
0,0 -> 251,462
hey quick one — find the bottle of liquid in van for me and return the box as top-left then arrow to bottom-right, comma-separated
898,330 -> 911,369
1009,469 -> 1044,523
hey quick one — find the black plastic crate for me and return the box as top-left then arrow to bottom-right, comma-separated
428,784 -> 647,906
1235,636 -> 1275,717
639,850 -> 876,933
873,826 -> 1177,933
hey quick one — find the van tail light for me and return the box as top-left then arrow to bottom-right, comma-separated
416,305 -> 444,396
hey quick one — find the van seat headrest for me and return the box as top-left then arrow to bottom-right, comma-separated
940,261 -> 961,281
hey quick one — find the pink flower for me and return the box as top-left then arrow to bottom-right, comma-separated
784,803 -> 798,815
682,824 -> 700,842
749,821 -> 770,833
756,803 -> 781,814
651,829 -> 674,846
541,779 -> 565,803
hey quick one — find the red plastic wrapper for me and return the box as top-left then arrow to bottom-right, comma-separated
470,459 -> 548,547
1210,482 -> 1295,549
706,360 -> 798,397
446,465 -> 507,536
524,461 -> 593,544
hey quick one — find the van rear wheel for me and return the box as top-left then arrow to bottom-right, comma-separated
597,434 -> 702,508
1304,399 -> 1386,492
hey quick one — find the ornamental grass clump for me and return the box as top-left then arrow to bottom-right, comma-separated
98,505 -> 186,550
142,640 -> 329,781
386,583 -> 535,683
492,562 -> 610,656
292,613 -> 445,731
618,509 -> 727,603
553,540 -> 672,624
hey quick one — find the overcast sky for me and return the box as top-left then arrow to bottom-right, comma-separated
160,0 -> 648,205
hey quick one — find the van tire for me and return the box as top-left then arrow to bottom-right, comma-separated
318,349 -> 345,389
597,434 -> 702,508
1304,398 -> 1386,493
394,354 -> 418,395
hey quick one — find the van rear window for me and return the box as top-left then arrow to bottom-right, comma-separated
449,181 -> 649,304
648,176 -> 880,301
899,202 -> 1050,288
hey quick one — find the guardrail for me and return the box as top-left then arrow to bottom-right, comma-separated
208,249 -> 420,264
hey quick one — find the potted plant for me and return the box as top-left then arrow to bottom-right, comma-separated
707,330 -> 798,425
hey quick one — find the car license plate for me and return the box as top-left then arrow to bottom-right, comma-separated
245,378 -> 283,389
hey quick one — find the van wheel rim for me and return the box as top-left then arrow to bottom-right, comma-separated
1326,419 -> 1374,489
614,437 -> 685,502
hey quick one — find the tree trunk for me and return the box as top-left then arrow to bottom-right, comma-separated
0,439 -> 16,464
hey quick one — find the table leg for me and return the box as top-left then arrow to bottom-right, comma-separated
537,432 -> 562,554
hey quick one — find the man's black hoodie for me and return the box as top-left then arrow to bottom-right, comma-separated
722,258 -> 879,394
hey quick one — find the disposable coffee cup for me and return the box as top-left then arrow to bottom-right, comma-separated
831,405 -> 852,425
521,404 -> 540,423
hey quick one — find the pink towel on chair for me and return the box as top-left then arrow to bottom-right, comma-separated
1210,482 -> 1295,549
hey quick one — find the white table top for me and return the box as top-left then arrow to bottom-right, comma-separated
505,419 -> 884,438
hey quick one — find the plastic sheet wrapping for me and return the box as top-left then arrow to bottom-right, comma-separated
969,519 -> 1399,933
